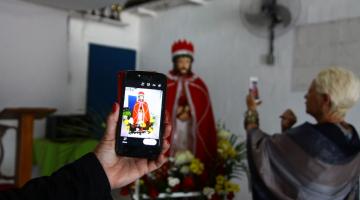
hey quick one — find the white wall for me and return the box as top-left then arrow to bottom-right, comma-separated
140,0 -> 294,136
0,0 -> 69,113
290,0 -> 360,130
0,0 -> 141,179
68,13 -> 140,114
138,0 -> 360,199
0,0 -> 69,177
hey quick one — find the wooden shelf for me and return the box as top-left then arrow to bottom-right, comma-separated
0,108 -> 56,120
0,107 -> 56,187
69,12 -> 129,27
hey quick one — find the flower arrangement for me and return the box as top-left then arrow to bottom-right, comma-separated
206,125 -> 247,200
122,124 -> 247,200
122,107 -> 156,134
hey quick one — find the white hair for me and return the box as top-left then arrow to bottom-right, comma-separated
314,67 -> 360,117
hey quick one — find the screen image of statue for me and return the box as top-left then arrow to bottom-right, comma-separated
120,87 -> 163,139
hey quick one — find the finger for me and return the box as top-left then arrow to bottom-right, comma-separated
162,122 -> 172,140
246,94 -> 251,101
104,102 -> 120,140
155,154 -> 168,167
144,141 -> 169,173
162,112 -> 172,140
147,155 -> 168,172
161,140 -> 170,155
164,111 -> 170,124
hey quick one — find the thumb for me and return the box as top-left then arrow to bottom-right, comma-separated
104,102 -> 120,140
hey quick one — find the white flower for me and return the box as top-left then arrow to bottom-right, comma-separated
167,177 -> 180,187
174,150 -> 194,166
168,157 -> 175,162
203,187 -> 215,199
180,166 -> 190,174
170,166 -> 178,172
128,118 -> 134,124
147,173 -> 156,179
217,129 -> 232,140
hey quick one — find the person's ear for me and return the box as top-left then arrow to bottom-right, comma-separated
322,93 -> 332,109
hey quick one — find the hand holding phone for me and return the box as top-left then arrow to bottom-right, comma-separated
94,102 -> 171,189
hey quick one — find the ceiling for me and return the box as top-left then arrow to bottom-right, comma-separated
21,0 -> 206,11
21,0 -> 128,10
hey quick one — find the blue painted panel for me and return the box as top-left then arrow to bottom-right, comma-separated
87,43 -> 136,116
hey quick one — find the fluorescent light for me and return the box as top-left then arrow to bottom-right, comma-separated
136,7 -> 157,17
187,0 -> 206,5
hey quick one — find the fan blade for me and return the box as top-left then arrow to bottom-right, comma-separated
275,4 -> 292,27
244,13 -> 270,27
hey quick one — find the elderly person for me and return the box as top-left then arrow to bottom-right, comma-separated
244,67 -> 360,200
280,109 -> 297,132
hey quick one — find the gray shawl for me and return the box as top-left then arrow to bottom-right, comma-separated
247,122 -> 360,200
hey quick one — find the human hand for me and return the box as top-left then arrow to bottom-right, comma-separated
94,103 -> 171,189
246,93 -> 261,111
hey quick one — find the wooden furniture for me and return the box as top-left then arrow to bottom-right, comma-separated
0,108 -> 56,188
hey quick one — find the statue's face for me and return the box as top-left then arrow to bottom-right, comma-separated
174,57 -> 192,75
138,95 -> 144,101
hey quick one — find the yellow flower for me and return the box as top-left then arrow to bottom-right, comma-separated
140,122 -> 146,128
139,180 -> 144,185
217,139 -> 237,159
225,181 -> 240,193
215,184 -> 223,193
124,119 -> 129,125
148,127 -> 153,133
232,184 -> 240,192
150,117 -> 155,123
215,176 -> 240,193
216,175 -> 225,184
189,158 -> 204,175
215,175 -> 225,193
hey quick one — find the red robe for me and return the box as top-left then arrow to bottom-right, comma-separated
166,70 -> 217,166
133,101 -> 150,125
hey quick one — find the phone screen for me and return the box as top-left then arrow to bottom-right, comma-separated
116,71 -> 167,158
249,76 -> 260,101
119,87 -> 163,146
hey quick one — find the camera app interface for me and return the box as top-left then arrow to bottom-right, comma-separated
120,87 -> 163,146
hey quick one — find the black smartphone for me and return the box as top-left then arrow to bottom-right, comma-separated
115,71 -> 167,159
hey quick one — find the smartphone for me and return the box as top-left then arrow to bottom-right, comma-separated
249,76 -> 261,103
115,71 -> 167,159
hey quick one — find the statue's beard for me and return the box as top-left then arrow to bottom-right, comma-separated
173,66 -> 192,76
